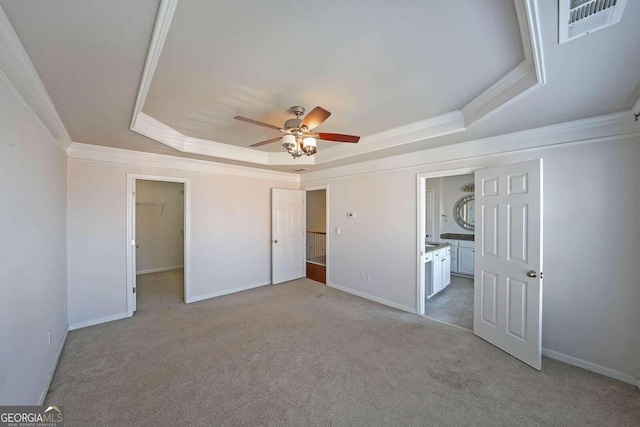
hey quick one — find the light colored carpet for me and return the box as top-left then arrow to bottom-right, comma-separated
425,276 -> 474,330
47,270 -> 640,426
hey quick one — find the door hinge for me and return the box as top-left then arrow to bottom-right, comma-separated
133,287 -> 136,294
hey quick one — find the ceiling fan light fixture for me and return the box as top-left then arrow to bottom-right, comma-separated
303,137 -> 317,156
282,134 -> 296,150
236,105 -> 359,158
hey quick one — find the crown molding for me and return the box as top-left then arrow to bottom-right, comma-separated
130,0 -> 179,129
130,0 -> 547,166
134,112 -> 316,166
134,112 -> 269,164
300,111 -> 639,183
67,142 -> 300,183
315,111 -> 466,164
461,0 -> 545,128
0,4 -> 72,153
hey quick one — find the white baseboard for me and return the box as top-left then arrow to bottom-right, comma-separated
327,282 -> 417,314
39,327 -> 68,405
69,312 -> 130,331
542,348 -> 638,386
186,280 -> 271,304
136,265 -> 183,275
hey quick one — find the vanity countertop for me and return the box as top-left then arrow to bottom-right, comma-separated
425,242 -> 451,254
440,233 -> 475,241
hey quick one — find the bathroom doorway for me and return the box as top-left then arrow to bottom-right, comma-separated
417,169 -> 478,330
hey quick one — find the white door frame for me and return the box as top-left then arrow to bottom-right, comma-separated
303,185 -> 330,284
126,173 -> 191,316
416,167 -> 480,315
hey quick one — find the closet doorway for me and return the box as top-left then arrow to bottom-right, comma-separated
305,186 -> 329,284
126,174 -> 191,315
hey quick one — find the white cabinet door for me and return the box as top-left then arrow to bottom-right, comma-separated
458,247 -> 475,276
432,252 -> 443,294
450,248 -> 458,273
272,189 -> 306,285
474,159 -> 543,370
442,251 -> 451,287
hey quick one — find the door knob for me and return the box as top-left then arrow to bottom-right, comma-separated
526,270 -> 537,278
273,240 -> 278,243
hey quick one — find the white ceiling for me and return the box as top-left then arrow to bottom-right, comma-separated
1,0 -> 639,173
143,0 -> 523,151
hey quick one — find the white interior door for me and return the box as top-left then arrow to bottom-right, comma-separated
474,159 -> 543,369
272,189 -> 306,284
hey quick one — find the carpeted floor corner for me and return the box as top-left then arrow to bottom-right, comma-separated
46,270 -> 640,426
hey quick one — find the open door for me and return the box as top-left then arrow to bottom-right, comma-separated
474,159 -> 543,369
272,189 -> 306,284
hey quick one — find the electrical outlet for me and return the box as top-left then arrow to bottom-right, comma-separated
365,273 -> 371,281
359,272 -> 365,280
242,267 -> 247,275
48,330 -> 52,346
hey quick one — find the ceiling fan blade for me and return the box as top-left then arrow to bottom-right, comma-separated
317,133 -> 360,143
250,136 -> 282,147
301,106 -> 331,130
234,116 -> 281,131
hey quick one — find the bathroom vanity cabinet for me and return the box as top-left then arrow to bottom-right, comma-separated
441,235 -> 474,277
425,245 -> 451,298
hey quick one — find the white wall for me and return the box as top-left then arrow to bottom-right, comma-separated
439,173 -> 475,235
67,159 -> 297,326
302,136 -> 640,382
135,180 -> 184,273
306,189 -> 326,232
0,77 -> 67,404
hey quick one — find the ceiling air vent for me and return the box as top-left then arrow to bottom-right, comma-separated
559,0 -> 627,43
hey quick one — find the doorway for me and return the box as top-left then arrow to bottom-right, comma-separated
418,160 -> 544,369
418,170 -> 477,330
126,174 -> 191,315
305,188 -> 328,284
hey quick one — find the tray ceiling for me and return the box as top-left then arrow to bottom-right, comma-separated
1,0 -> 638,172
143,0 -> 524,153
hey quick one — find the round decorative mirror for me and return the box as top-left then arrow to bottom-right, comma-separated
453,194 -> 475,231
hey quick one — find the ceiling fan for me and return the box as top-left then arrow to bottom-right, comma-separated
234,106 -> 360,158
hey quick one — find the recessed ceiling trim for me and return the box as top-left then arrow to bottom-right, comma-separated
129,0 -> 178,130
461,0 -> 546,128
67,142 -> 300,183
0,4 -> 71,152
135,112 -> 269,164
316,111 -> 466,164
300,111 -> 638,183
135,112 -> 316,166
130,0 -> 547,167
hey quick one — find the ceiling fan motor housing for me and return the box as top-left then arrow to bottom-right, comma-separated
283,118 -> 302,130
